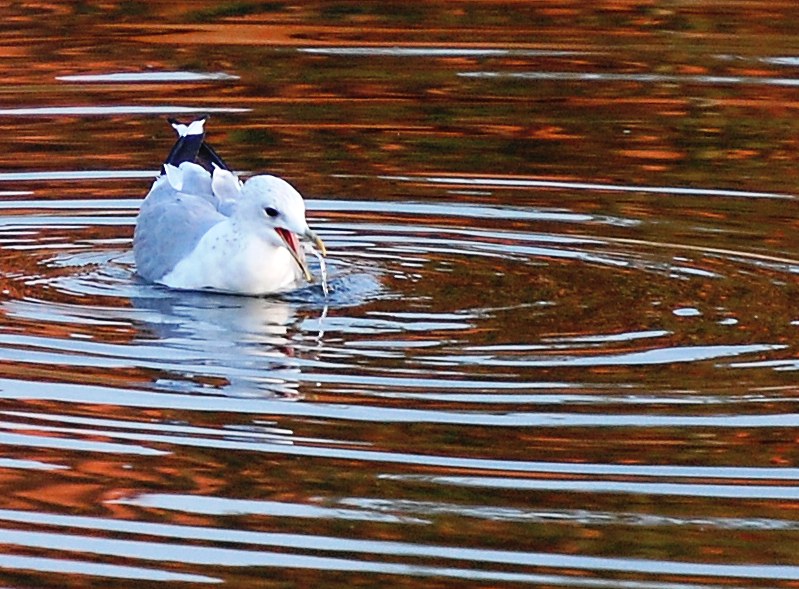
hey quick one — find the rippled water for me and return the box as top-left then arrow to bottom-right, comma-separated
4,2 -> 799,587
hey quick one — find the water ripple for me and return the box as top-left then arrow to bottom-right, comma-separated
383,174 -> 795,200
390,474 -> 799,501
0,506 -> 791,588
57,71 -> 239,83
0,106 -> 249,116
0,522 -> 795,584
2,4 -> 799,588
460,70 -> 799,89
0,554 -> 217,583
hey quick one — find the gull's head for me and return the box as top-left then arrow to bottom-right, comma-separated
239,175 -> 326,282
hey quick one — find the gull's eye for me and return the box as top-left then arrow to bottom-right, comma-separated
264,206 -> 279,218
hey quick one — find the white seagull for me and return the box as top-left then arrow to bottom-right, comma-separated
133,118 -> 326,295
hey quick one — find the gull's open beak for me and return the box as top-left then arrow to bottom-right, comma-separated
275,227 -> 326,283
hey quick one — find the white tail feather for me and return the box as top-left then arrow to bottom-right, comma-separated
170,117 -> 207,137
163,163 -> 184,191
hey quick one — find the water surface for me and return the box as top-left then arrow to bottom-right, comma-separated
0,2 -> 799,588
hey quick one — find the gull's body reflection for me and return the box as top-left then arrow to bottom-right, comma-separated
132,289 -> 308,398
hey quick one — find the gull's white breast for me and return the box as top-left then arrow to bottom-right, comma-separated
159,219 -> 302,295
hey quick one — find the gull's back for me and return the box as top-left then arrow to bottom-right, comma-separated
133,118 -> 236,283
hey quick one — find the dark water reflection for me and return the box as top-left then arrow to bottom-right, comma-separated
1,1 -> 799,588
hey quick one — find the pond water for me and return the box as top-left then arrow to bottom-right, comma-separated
2,1 -> 799,587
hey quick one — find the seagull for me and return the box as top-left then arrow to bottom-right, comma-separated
133,118 -> 326,295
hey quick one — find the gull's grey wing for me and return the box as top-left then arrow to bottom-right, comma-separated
133,176 -> 225,282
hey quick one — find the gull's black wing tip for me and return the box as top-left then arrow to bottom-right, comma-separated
161,116 -> 230,173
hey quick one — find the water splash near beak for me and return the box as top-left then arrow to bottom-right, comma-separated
306,245 -> 329,298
